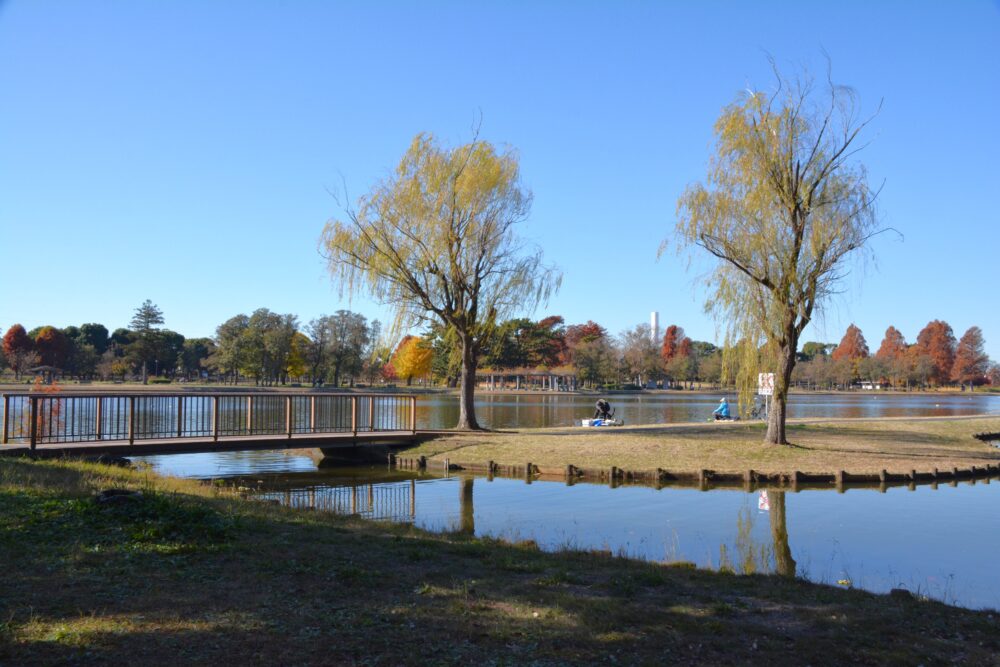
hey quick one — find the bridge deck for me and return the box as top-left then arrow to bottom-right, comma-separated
0,430 -> 451,458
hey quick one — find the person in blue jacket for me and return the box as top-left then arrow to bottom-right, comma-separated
713,397 -> 731,421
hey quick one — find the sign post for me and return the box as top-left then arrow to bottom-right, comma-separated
757,372 -> 775,419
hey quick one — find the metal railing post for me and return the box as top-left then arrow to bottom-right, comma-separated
212,396 -> 220,442
29,396 -> 38,450
128,396 -> 136,445
95,396 -> 103,441
286,395 -> 293,439
1,394 -> 9,445
351,396 -> 358,436
177,395 -> 184,437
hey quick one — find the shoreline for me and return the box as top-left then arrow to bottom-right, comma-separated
2,456 -> 999,664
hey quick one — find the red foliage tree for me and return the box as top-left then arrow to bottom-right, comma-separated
952,326 -> 990,386
661,325 -> 685,362
677,336 -> 693,358
561,321 -> 607,365
34,326 -> 68,368
2,324 -> 36,379
915,320 -> 956,385
874,326 -> 907,360
831,324 -> 869,361
3,324 -> 32,358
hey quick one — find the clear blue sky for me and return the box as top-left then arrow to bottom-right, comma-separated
1,1 -> 998,357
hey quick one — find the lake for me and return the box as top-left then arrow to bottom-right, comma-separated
133,391 -> 1000,611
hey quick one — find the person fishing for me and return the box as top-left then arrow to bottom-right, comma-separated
594,398 -> 613,420
713,397 -> 731,421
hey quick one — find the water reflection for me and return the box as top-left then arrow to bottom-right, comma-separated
229,469 -> 1000,610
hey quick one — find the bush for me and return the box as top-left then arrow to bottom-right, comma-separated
148,376 -> 172,384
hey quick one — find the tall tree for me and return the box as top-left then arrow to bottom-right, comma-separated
78,323 -> 110,355
34,326 -> 68,368
669,63 -> 885,444
915,320 -> 956,386
391,336 -> 433,386
875,326 -> 907,360
660,324 -> 685,362
952,326 -> 990,388
2,324 -> 37,379
620,324 -> 663,387
129,299 -> 165,383
321,133 -> 560,429
831,324 -> 869,361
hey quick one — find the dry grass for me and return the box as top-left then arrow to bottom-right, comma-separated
403,416 -> 1000,475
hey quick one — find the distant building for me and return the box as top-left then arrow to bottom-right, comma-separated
650,311 -> 660,344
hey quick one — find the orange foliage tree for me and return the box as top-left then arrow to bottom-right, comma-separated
915,320 -> 956,386
875,326 -> 906,361
831,324 -> 869,361
34,326 -> 68,368
952,326 -> 990,387
660,325 -> 685,362
3,324 -> 37,379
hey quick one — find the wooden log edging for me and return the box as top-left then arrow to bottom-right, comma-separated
389,455 -> 1000,491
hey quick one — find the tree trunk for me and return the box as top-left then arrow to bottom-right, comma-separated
768,491 -> 796,577
456,335 -> 480,430
765,339 -> 797,445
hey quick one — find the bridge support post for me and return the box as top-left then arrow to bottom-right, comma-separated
246,396 -> 253,435
410,396 -> 416,434
128,396 -> 135,445
95,396 -> 103,441
286,396 -> 293,439
310,396 -> 316,433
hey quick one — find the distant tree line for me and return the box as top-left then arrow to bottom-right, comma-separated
792,321 -> 996,390
2,303 -> 994,392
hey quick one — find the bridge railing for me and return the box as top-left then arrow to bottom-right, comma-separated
0,392 -> 418,449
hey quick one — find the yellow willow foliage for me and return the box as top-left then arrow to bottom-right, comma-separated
286,331 -> 310,379
666,64 -> 886,437
320,133 -> 560,345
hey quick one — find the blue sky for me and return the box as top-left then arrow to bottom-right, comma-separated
1,1 -> 998,357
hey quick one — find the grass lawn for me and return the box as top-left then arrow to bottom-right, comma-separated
2,457 -> 1000,665
402,416 -> 1000,476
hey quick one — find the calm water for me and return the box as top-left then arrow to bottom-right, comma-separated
134,391 -> 1000,611
135,459 -> 1000,611
414,391 -> 1000,429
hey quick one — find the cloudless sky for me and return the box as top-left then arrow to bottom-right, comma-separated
1,1 -> 998,357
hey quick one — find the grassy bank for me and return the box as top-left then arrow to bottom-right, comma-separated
404,416 -> 1000,476
2,458 -> 1000,664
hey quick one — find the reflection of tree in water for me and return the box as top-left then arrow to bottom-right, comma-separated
719,491 -> 795,577
459,477 -> 475,535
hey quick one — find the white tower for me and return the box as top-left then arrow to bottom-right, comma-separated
650,311 -> 660,344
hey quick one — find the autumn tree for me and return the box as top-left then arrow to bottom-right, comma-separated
391,336 -> 433,386
321,133 -> 559,429
34,326 -> 68,368
2,324 -> 37,379
660,325 -> 685,362
915,320 -> 956,386
669,62 -> 885,444
875,326 -> 908,388
831,324 -> 869,362
952,326 -> 990,388
619,324 -> 662,386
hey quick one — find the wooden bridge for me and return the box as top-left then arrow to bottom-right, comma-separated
0,391 -> 437,457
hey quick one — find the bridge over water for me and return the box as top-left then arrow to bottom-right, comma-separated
0,391 -> 440,457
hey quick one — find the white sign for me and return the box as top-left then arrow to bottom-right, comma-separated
758,490 -> 770,511
758,372 -> 775,396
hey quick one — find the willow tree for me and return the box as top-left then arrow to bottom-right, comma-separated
670,66 -> 885,444
321,133 -> 559,429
